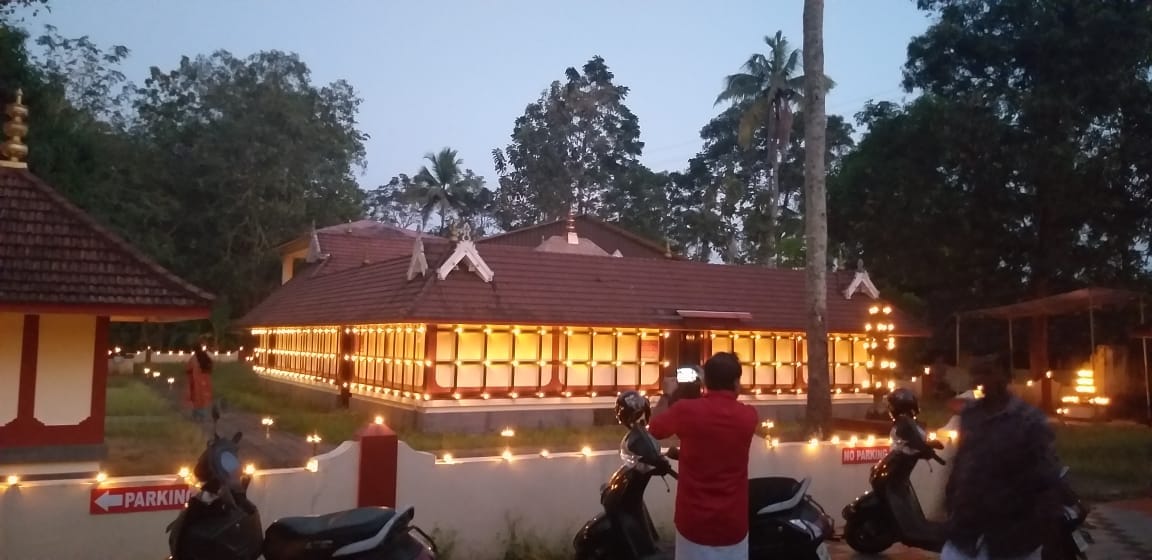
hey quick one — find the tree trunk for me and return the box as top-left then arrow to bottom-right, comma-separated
803,0 -> 831,436
766,144 -> 782,267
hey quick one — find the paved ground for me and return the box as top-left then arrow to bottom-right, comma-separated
827,498 -> 1152,559
161,377 -> 336,469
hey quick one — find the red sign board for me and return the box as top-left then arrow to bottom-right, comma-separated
641,339 -> 661,362
90,484 -> 193,515
841,446 -> 889,465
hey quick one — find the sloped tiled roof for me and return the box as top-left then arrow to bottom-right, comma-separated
281,215 -> 668,278
478,215 -> 673,259
280,220 -> 449,278
238,241 -> 921,335
0,167 -> 213,317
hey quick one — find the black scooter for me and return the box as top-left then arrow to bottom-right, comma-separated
572,418 -> 834,559
841,414 -> 1092,559
165,407 -> 438,560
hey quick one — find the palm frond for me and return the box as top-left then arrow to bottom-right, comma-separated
716,73 -> 763,105
736,96 -> 772,150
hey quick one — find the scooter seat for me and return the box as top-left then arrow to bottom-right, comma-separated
749,476 -> 810,516
263,507 -> 409,559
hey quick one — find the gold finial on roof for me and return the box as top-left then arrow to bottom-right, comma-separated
664,239 -> 673,258
1,88 -> 29,169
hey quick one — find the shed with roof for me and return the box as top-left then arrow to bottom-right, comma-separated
0,91 -> 213,476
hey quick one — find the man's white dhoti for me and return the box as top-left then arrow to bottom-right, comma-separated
675,531 -> 748,560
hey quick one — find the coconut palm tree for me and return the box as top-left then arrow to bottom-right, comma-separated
802,0 -> 831,435
414,147 -> 468,233
716,30 -> 834,266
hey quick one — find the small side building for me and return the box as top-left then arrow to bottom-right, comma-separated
0,91 -> 213,478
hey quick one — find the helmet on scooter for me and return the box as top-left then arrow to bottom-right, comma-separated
615,390 -> 651,427
886,387 -> 919,420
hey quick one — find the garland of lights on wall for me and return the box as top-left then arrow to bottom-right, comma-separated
863,304 -> 897,393
250,323 -> 889,402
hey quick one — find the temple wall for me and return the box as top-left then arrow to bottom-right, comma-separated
251,322 -> 896,401
0,313 -> 22,426
34,314 -> 97,425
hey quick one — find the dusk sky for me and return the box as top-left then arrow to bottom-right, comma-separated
26,1 -> 933,189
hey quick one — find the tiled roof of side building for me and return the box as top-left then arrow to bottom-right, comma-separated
0,167 -> 214,313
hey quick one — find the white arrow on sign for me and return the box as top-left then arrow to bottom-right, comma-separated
94,491 -> 124,511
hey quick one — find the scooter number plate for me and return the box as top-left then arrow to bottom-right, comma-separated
1073,530 -> 1090,552
816,542 -> 831,560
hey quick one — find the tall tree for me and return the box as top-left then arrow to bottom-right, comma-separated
132,50 -> 368,318
802,0 -> 831,434
716,31 -> 833,266
832,0 -> 1152,388
363,173 -> 424,229
413,147 -> 467,232
366,150 -> 495,236
492,56 -> 644,229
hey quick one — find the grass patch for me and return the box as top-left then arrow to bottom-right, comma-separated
104,376 -> 206,476
1053,422 -> 1152,501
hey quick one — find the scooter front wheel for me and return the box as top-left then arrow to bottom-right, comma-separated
844,517 -> 897,554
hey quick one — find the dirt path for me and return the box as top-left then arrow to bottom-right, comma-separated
156,376 -> 337,469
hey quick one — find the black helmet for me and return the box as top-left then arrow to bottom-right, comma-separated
615,390 -> 651,427
886,387 -> 919,420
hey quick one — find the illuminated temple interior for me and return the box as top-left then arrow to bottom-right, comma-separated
250,321 -> 896,402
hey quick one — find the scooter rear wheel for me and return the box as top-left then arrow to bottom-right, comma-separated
844,517 -> 897,554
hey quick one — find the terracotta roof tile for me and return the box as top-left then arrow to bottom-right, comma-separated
478,215 -> 672,259
0,168 -> 213,314
309,233 -> 450,277
238,242 -> 921,335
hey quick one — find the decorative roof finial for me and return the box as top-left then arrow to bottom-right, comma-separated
566,211 -> 578,245
1,88 -> 29,169
664,239 -> 673,259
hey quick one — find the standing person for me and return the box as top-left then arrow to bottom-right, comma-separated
942,355 -> 1062,560
186,340 -> 214,421
648,352 -> 760,560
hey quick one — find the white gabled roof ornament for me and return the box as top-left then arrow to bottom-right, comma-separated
843,259 -> 880,300
406,227 -> 429,281
436,223 -> 494,283
305,221 -> 328,263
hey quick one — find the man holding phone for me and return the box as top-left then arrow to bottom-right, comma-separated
649,352 -> 759,560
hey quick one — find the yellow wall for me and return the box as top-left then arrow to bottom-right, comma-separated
350,324 -> 426,392
253,322 -> 893,396
0,313 -> 23,426
281,247 -> 308,284
433,325 -> 664,393
33,314 -> 96,426
252,327 -> 340,380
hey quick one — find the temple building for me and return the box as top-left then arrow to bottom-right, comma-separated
0,90 -> 214,477
241,216 -> 919,433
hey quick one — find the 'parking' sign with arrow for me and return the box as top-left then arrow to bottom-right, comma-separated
89,484 -> 192,515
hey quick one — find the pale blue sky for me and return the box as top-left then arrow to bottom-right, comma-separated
27,0 -> 932,189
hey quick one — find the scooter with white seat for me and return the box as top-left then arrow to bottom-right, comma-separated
165,406 -> 437,560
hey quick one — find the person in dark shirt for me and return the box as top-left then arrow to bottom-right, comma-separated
649,352 -> 760,560
942,355 -> 1062,560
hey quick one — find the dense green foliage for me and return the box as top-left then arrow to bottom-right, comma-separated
5,0 -> 1152,369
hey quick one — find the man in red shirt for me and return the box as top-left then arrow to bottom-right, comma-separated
648,352 -> 760,559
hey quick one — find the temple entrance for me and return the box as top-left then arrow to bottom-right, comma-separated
678,331 -> 704,366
